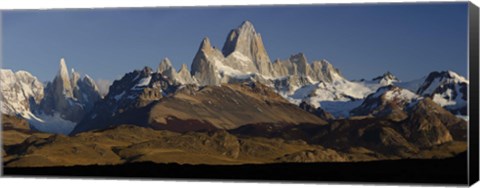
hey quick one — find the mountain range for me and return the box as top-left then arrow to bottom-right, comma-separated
1,21 -> 469,166
1,21 -> 469,134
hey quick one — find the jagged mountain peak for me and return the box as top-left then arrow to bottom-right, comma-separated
372,71 -> 399,85
34,58 -> 103,131
58,58 -> 69,79
445,70 -> 468,82
160,57 -> 173,67
369,85 -> 419,101
141,66 -> 153,76
176,63 -> 197,85
309,59 -> 344,83
237,20 -> 256,34
82,75 -> 99,90
433,70 -> 468,83
180,63 -> 189,71
158,57 -> 177,78
200,37 -> 213,51
221,21 -> 271,70
53,58 -> 73,98
417,70 -> 468,95
427,70 -> 467,81
414,70 -> 468,115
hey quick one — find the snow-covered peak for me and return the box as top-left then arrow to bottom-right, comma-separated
446,70 -> 468,84
0,69 -> 44,115
417,71 -> 468,95
351,85 -> 421,117
413,70 -> 468,115
378,85 -> 419,102
372,71 -> 399,85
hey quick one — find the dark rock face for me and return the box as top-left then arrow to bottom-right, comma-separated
72,67 -> 179,134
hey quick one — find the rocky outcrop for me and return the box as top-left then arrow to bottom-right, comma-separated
403,98 -> 455,147
191,37 -> 224,86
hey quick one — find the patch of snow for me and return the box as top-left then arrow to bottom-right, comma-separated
456,115 -> 469,121
448,71 -> 469,84
212,56 -> 252,79
135,76 -> 151,87
285,78 -> 377,117
114,91 -> 126,101
230,51 -> 252,63
383,88 -> 418,102
21,111 -> 76,135
432,86 -> 466,109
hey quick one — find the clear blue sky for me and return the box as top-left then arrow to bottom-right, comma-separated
2,2 -> 468,82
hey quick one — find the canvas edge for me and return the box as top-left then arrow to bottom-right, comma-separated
468,1 -> 479,186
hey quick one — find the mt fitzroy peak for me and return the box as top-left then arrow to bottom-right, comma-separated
190,21 -> 345,89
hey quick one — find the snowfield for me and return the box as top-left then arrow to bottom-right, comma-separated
21,111 -> 76,135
